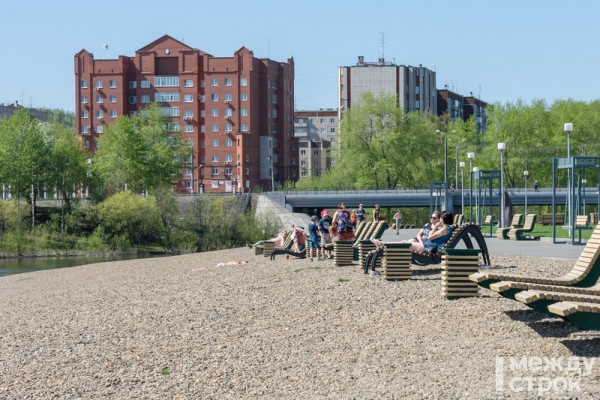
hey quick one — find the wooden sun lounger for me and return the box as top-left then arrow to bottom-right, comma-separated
471,221 -> 600,292
513,289 -> 600,315
508,213 -> 539,241
496,213 -> 523,240
364,223 -> 491,273
548,301 -> 600,330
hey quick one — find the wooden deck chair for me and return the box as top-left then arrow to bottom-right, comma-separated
471,221 -> 600,292
508,213 -> 539,241
548,301 -> 600,330
453,213 -> 464,225
364,223 -> 490,273
267,230 -> 296,258
496,213 -> 523,240
410,223 -> 491,266
513,289 -> 600,316
481,215 -> 494,237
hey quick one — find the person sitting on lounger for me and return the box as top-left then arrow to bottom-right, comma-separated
412,210 -> 454,254
248,229 -> 287,248
290,226 -> 307,253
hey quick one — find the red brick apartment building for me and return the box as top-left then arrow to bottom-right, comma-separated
74,35 -> 296,194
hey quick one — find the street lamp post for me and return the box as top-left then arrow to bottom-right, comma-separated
473,166 -> 480,224
468,152 -> 475,222
460,161 -> 465,216
582,178 -> 587,216
267,156 -> 275,191
436,130 -> 448,187
564,123 -> 573,226
498,142 -> 506,227
524,170 -> 529,216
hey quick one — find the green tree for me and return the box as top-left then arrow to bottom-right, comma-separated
0,109 -> 52,227
334,93 -> 436,190
92,103 -> 186,196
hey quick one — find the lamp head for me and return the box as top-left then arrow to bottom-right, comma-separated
467,152 -> 475,159
459,161 -> 465,168
498,142 -> 506,151
524,170 -> 529,176
564,122 -> 573,133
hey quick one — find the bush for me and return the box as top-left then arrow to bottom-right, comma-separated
96,191 -> 161,247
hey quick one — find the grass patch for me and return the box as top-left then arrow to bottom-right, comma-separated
161,368 -> 171,376
338,278 -> 349,282
529,225 -> 593,239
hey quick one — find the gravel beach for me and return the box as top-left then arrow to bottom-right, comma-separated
1,246 -> 599,399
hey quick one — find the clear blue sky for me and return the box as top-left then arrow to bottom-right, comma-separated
1,0 -> 599,112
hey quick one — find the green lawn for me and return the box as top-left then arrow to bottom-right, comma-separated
527,224 -> 593,239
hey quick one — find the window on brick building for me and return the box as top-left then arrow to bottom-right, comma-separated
110,80 -> 117,88
211,109 -> 218,117
110,95 -> 117,103
240,93 -> 247,101
81,80 -> 88,88
129,96 -> 137,104
141,95 -> 150,104
212,139 -> 218,147
81,96 -> 88,104
184,80 -> 193,87
211,93 -> 218,101
240,78 -> 247,86
141,80 -> 150,88
241,108 -> 248,116
224,78 -> 232,86
129,81 -> 137,89
110,110 -> 117,118
211,78 -> 218,86
211,124 -> 218,132
81,110 -> 88,118
184,94 -> 193,103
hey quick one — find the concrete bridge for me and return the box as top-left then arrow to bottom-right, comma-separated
267,188 -> 599,214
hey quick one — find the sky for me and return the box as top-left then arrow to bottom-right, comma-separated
1,0 -> 600,112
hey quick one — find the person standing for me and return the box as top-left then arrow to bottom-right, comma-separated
393,209 -> 403,235
356,204 -> 366,224
373,204 -> 381,222
332,203 -> 355,241
318,210 -> 333,259
308,215 -> 321,261
534,181 -> 539,192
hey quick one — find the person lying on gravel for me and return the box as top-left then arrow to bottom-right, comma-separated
216,261 -> 249,267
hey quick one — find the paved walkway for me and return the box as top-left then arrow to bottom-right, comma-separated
379,226 -> 584,260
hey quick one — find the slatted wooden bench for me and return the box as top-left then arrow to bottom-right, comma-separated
575,214 -> 590,243
496,213 -> 523,240
508,213 -> 539,241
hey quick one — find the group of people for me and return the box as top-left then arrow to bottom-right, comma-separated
252,203 -> 454,261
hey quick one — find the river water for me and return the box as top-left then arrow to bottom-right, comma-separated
0,254 -> 164,277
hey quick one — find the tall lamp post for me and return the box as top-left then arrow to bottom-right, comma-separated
564,122 -> 573,226
460,161 -> 465,216
524,170 -> 529,216
498,142 -> 506,227
582,178 -> 587,216
436,129 -> 448,187
267,156 -> 275,191
473,166 -> 479,224
468,152 -> 475,222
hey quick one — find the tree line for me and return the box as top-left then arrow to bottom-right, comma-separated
293,94 -> 600,192
0,104 -> 272,256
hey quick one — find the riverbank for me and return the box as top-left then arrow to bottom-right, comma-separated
1,247 -> 599,398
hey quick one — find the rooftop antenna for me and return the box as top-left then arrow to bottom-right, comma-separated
379,32 -> 385,61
